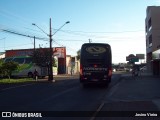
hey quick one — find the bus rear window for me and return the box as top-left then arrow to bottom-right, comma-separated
13,58 -> 25,64
80,43 -> 112,67
87,59 -> 103,63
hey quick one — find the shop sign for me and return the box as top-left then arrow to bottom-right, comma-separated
152,49 -> 160,59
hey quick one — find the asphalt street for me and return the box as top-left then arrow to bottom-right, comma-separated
0,72 -> 160,120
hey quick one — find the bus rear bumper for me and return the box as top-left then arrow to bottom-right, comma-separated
80,76 -> 111,84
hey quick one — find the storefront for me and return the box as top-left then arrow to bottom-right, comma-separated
152,49 -> 160,75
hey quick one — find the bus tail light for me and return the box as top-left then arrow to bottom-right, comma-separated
80,64 -> 83,75
108,67 -> 112,77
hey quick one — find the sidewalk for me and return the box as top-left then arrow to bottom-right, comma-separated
30,74 -> 79,81
119,71 -> 160,111
122,70 -> 157,78
53,74 -> 79,80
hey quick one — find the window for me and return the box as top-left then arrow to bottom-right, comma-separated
25,57 -> 32,64
149,35 -> 152,47
148,18 -> 152,31
13,58 -> 25,64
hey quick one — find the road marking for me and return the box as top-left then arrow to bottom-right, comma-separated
32,86 -> 79,105
107,80 -> 123,97
90,102 -> 105,120
0,83 -> 35,92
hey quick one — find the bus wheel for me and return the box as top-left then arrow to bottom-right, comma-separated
28,72 -> 33,78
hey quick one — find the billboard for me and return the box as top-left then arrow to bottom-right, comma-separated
126,54 -> 139,62
136,54 -> 145,59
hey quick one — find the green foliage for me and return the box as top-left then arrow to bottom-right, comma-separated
77,49 -> 81,60
0,61 -> 19,79
0,59 -> 3,66
32,48 -> 56,67
0,78 -> 33,84
32,49 -> 50,66
53,58 -> 57,67
0,59 -> 4,77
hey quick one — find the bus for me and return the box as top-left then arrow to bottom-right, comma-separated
4,56 -> 48,78
80,43 -> 112,86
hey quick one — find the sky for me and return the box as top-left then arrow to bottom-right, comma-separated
0,0 -> 160,63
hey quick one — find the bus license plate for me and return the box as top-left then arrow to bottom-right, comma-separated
91,79 -> 98,81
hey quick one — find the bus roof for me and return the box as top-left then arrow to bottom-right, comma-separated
82,43 -> 111,46
5,56 -> 32,59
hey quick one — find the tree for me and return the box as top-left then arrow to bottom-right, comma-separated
32,48 -> 50,67
76,49 -> 81,60
32,48 -> 57,67
0,61 -> 19,79
0,59 -> 4,78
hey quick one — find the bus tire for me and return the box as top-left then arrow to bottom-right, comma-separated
28,72 -> 33,78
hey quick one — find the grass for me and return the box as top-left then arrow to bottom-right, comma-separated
0,78 -> 34,84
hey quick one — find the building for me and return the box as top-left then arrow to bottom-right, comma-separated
5,47 -> 67,74
145,6 -> 160,75
0,52 -> 5,59
66,55 -> 80,75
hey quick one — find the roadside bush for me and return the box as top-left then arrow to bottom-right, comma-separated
0,61 -> 19,79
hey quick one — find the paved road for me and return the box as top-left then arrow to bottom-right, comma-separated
0,73 -> 121,120
1,72 -> 160,120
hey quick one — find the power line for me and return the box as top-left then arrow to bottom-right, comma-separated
24,26 -> 145,38
1,28 -> 78,52
57,29 -> 145,34
1,29 -> 49,41
52,29 -> 145,39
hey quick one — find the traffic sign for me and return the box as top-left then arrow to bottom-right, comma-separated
130,57 -> 139,62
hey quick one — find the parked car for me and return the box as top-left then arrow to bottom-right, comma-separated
117,67 -> 125,71
129,68 -> 133,72
124,67 -> 130,72
112,68 -> 116,72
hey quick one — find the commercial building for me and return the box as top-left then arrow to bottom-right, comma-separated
145,6 -> 160,75
5,47 -> 79,75
5,47 -> 67,74
66,55 -> 80,75
0,52 -> 5,59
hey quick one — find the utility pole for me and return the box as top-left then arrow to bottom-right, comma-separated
32,19 -> 69,81
48,18 -> 54,81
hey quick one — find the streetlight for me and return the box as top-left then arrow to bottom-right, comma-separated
52,21 -> 70,36
32,18 -> 70,81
